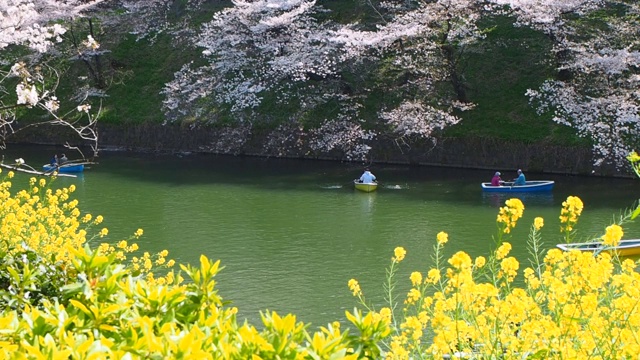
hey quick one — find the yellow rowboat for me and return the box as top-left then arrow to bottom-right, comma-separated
354,180 -> 378,193
556,239 -> 640,257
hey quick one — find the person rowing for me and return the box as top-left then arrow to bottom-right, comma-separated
512,169 -> 526,186
358,167 -> 377,183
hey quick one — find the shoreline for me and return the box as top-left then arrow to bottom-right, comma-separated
8,122 -> 629,178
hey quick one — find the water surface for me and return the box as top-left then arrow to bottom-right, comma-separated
4,146 -> 640,330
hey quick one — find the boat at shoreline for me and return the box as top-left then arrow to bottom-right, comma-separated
42,163 -> 85,173
556,239 -> 640,257
481,180 -> 554,193
354,180 -> 378,193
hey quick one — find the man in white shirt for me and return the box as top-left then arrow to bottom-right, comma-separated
359,168 -> 376,183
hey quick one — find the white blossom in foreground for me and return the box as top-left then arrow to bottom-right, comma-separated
0,0 -> 105,52
0,0 -> 105,155
15,83 -> 39,107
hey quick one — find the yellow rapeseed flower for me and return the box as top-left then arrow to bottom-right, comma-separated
474,256 -> 486,268
497,198 -> 525,233
499,257 -> 519,281
379,307 -> 392,324
560,196 -> 584,232
436,231 -> 448,245
448,251 -> 472,270
405,288 -> 421,304
426,269 -> 441,284
496,242 -> 512,260
534,217 -> 544,230
393,247 -> 406,262
134,228 -> 144,237
348,279 -> 362,297
410,272 -> 423,286
602,224 -> 623,246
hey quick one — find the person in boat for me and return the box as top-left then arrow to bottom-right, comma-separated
512,169 -> 526,186
359,168 -> 377,183
60,153 -> 68,164
490,171 -> 503,186
50,154 -> 58,166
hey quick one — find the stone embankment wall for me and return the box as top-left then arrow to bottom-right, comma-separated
10,122 -> 622,177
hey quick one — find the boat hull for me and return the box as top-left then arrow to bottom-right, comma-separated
557,239 -> 640,257
481,180 -> 554,193
43,164 -> 84,173
354,181 -> 378,192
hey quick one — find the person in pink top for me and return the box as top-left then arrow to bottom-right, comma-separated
491,171 -> 503,186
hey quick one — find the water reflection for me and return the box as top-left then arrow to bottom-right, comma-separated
356,191 -> 377,214
481,192 -> 555,208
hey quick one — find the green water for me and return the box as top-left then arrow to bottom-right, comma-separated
4,146 -> 640,330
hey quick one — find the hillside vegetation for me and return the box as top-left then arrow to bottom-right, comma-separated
52,2 -> 579,146
7,1 -> 639,170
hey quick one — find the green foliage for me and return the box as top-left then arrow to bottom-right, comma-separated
101,34 -> 196,124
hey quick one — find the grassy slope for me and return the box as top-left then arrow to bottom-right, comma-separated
448,18 -> 588,146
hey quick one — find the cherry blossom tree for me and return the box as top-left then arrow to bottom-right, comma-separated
328,0 -> 486,144
0,0 -> 107,157
161,0 -> 384,159
162,0 -> 340,120
490,0 -> 604,36
162,0 -> 487,160
526,1 -> 640,168
115,0 -> 207,41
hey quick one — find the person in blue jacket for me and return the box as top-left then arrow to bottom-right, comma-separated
513,169 -> 526,186
359,168 -> 377,183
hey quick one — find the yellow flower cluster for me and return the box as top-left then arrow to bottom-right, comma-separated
560,195 -> 584,232
97,233 -> 176,285
436,231 -> 448,245
534,216 -> 544,230
352,196 -> 640,359
601,224 -> 623,247
348,278 -> 362,296
393,246 -> 406,262
0,176 -> 90,264
496,198 -> 524,233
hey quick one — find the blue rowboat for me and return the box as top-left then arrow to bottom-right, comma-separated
557,239 -> 640,257
354,180 -> 378,192
481,180 -> 554,193
42,164 -> 85,173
